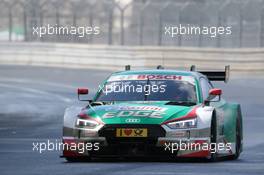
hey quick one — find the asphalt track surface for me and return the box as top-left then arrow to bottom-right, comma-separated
0,65 -> 263,175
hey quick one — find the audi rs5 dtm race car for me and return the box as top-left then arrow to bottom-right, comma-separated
62,65 -> 243,161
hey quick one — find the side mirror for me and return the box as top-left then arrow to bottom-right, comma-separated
77,88 -> 89,101
78,88 -> 89,95
209,88 -> 222,96
204,88 -> 222,106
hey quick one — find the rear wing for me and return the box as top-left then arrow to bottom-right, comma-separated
190,65 -> 230,83
124,65 -> 230,83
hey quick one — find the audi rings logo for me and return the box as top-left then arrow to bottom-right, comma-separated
125,118 -> 140,123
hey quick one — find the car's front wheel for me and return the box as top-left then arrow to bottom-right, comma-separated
65,157 -> 90,162
209,114 -> 218,162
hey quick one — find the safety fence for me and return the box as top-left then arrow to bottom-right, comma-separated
1,0 -> 264,48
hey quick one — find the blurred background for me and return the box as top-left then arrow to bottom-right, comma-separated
1,0 -> 264,72
1,0 -> 264,48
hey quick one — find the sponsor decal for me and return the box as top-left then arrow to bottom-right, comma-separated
104,105 -> 167,112
107,74 -> 195,84
116,128 -> 148,137
102,110 -> 164,119
137,74 -> 182,80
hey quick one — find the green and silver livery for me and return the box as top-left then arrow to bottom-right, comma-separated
62,66 -> 243,161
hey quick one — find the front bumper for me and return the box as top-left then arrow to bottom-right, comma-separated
62,125 -> 211,158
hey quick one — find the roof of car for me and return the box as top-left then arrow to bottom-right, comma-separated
111,69 -> 205,80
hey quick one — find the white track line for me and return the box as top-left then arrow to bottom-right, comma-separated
0,77 -> 78,89
0,77 -> 97,94
0,83 -> 72,103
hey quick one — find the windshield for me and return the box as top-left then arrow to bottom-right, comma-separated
95,75 -> 197,103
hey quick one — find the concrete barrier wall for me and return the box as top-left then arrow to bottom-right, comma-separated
0,42 -> 264,72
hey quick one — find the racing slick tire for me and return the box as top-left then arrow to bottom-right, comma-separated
209,113 -> 218,162
229,117 -> 242,160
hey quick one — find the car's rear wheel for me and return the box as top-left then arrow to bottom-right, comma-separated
230,118 -> 241,160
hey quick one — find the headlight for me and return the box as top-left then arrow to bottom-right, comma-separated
166,118 -> 197,129
76,118 -> 99,129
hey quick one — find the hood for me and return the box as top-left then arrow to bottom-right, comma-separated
81,101 -> 198,125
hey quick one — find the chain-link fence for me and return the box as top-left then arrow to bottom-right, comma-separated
1,0 -> 264,48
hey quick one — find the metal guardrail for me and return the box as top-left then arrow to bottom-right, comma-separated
0,42 -> 264,72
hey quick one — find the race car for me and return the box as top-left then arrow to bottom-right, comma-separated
62,65 -> 243,162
